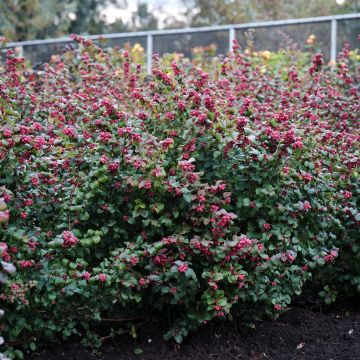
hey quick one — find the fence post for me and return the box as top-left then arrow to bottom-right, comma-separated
330,19 -> 337,62
146,34 -> 153,76
229,27 -> 235,52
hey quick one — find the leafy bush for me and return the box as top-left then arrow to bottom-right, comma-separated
0,200 -> 16,360
0,36 -> 358,356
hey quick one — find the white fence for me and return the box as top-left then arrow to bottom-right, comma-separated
4,13 -> 360,74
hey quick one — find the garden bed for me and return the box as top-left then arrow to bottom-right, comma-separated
1,37 -> 359,359
28,299 -> 360,360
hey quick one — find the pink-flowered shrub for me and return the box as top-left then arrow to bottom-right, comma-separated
0,36 -> 358,352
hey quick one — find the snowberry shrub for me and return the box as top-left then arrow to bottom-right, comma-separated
0,36 -> 358,353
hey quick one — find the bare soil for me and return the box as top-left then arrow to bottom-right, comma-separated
28,300 -> 360,360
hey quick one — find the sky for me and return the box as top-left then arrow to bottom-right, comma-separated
103,0 -> 185,28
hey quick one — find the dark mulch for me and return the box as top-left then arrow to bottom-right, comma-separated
28,301 -> 360,360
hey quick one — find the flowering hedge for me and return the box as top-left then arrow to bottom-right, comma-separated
0,200 -> 15,360
0,36 -> 359,356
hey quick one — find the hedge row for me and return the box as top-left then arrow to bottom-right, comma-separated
0,36 -> 358,357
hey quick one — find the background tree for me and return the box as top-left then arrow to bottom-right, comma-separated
130,2 -> 158,31
68,0 -> 125,35
1,0 -> 359,41
180,0 -> 253,26
181,0 -> 360,26
0,0 -> 73,41
0,0 -> 126,41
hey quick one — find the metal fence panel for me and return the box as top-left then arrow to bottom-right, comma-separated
337,18 -> 360,51
235,21 -> 332,60
22,42 -> 76,65
1,13 -> 359,72
153,30 -> 229,57
99,36 -> 147,51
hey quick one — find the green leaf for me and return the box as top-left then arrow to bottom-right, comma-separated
80,211 -> 90,221
133,347 -> 143,355
174,334 -> 183,343
213,273 -> 223,281
242,198 -> 251,207
217,298 -> 227,307
14,350 -> 24,359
